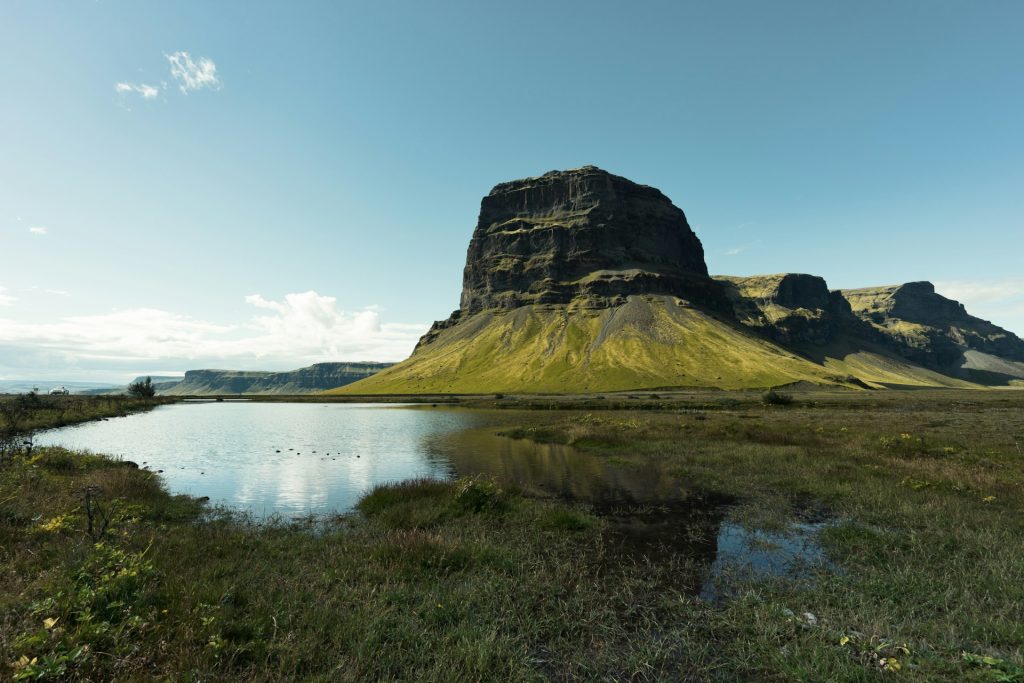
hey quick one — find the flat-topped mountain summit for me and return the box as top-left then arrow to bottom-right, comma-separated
332,168 -> 1024,394
459,166 -> 723,314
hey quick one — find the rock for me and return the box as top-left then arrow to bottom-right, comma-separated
457,166 -> 726,315
156,362 -> 394,396
716,273 -> 870,346
843,281 -> 1024,375
331,166 -> 1024,394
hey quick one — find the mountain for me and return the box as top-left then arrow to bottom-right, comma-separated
158,363 -> 394,395
842,282 -> 1024,384
77,363 -> 392,396
329,167 -> 1022,394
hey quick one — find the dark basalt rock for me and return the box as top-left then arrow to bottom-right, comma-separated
843,281 -> 1024,369
715,274 -> 870,346
458,166 -> 724,315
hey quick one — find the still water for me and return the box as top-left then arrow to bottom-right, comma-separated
36,402 -> 479,516
37,402 -> 834,594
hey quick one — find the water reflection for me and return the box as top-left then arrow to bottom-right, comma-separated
442,428 -> 834,597
36,403 -> 475,516
440,428 -> 692,504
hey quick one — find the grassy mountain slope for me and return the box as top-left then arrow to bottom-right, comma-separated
330,296 -> 976,394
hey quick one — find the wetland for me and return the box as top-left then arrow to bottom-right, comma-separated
2,391 -> 1023,681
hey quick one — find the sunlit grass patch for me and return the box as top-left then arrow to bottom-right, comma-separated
539,508 -> 595,531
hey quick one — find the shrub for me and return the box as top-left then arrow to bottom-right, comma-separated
451,476 -> 504,513
761,389 -> 794,406
127,377 -> 156,398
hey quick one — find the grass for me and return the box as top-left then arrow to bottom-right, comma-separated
329,296 -> 979,396
0,394 -> 171,436
476,392 -> 1024,680
1,452 -> 693,681
2,390 -> 1023,680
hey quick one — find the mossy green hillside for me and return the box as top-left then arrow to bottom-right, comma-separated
332,296 -> 979,395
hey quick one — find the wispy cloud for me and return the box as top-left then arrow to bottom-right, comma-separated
166,52 -> 221,93
28,226 -> 48,235
114,51 -> 219,106
0,287 -> 15,307
725,239 -> 761,256
0,292 -> 426,379
115,82 -> 160,100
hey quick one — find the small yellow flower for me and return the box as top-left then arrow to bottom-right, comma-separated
880,657 -> 902,671
42,617 -> 59,630
13,655 -> 38,670
900,433 -> 912,440
839,636 -> 850,646
36,515 -> 69,533
982,496 -> 996,503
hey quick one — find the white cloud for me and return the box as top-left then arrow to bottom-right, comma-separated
935,279 -> 1024,336
115,82 -> 160,99
935,279 -> 1024,306
29,226 -> 48,235
166,52 -> 220,93
0,286 -> 15,306
0,292 -> 426,379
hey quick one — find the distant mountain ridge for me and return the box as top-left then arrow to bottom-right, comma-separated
159,362 -> 394,395
328,166 -> 1024,394
74,363 -> 393,396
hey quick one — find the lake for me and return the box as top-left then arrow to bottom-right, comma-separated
36,402 -> 481,516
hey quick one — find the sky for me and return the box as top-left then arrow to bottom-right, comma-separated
1,1 -> 1022,382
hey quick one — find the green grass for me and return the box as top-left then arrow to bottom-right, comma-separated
0,394 -> 170,435
475,392 -> 1024,680
330,295 -> 979,395
2,391 -> 1024,680
2,452 -> 698,681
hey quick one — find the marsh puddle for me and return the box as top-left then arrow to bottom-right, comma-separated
699,520 -> 836,602
443,428 -> 836,598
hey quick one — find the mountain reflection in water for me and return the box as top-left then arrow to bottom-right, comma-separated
442,428 -> 834,597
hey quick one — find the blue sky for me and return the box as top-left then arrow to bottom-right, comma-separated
1,1 -> 1022,381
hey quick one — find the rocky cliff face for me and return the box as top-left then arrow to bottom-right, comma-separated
343,166 -> 1024,394
160,362 -> 393,395
458,166 -> 723,314
843,282 -> 1024,372
715,274 -> 870,346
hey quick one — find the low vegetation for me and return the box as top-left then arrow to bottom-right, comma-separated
0,394 -> 168,464
1,390 -> 1022,680
127,377 -> 156,399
